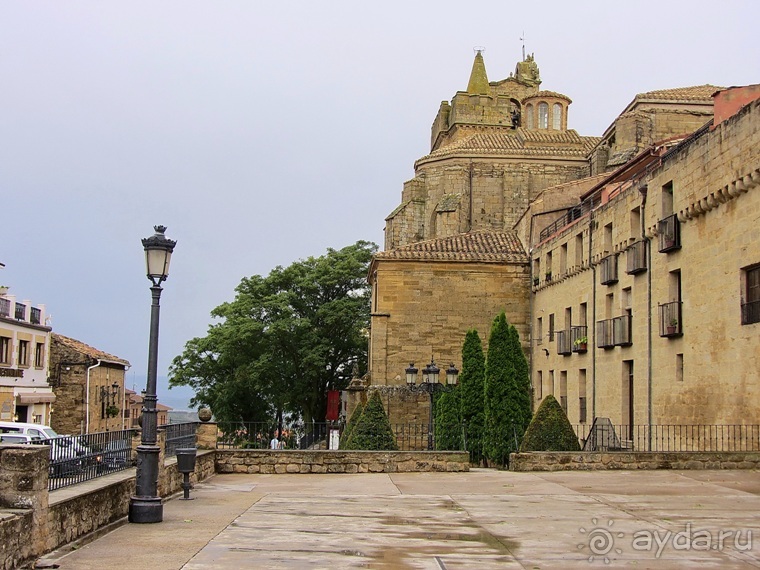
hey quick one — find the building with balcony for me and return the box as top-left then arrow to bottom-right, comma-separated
525,85 -> 760,429
48,333 -> 130,435
0,282 -> 54,425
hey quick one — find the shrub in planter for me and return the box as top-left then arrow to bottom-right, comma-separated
340,401 -> 364,449
519,394 -> 580,452
345,392 -> 398,450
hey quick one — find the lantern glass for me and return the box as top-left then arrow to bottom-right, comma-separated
142,226 -> 176,284
446,364 -> 459,385
423,360 -> 440,384
405,363 -> 418,385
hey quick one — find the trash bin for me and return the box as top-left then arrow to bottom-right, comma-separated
176,448 -> 197,500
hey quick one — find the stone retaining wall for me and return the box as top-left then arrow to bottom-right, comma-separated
510,451 -> 760,471
216,450 -> 470,474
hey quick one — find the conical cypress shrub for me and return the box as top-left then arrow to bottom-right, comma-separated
459,329 -> 486,463
340,401 -> 364,449
434,387 -> 462,450
484,312 -> 515,466
346,392 -> 398,450
520,394 -> 580,452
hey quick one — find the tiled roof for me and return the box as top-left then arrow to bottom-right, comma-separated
419,127 -> 601,164
523,90 -> 572,103
375,230 -> 528,263
53,333 -> 130,366
636,85 -> 722,102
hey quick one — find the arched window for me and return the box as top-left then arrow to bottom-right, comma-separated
526,104 -> 534,129
552,103 -> 562,130
538,103 -> 549,129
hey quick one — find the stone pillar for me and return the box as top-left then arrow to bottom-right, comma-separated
196,422 -> 218,449
0,445 -> 50,561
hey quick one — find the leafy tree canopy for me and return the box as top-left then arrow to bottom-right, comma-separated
169,241 -> 377,425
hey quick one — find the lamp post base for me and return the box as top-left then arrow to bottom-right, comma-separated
128,496 -> 163,523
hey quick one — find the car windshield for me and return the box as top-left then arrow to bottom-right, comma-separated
43,428 -> 58,438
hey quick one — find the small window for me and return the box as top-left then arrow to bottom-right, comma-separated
676,354 -> 684,382
575,233 -> 584,267
526,104 -> 534,129
538,102 -> 549,129
552,103 -> 562,130
536,317 -> 543,345
548,314 -> 555,341
536,371 -> 543,400
34,343 -> 44,368
18,340 -> 29,367
0,337 -> 10,364
742,265 -> 760,325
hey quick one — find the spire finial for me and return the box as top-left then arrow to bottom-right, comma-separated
520,31 -> 526,61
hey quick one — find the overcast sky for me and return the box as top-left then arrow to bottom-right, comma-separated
2,1 -> 757,409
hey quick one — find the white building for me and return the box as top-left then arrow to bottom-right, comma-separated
0,269 -> 55,425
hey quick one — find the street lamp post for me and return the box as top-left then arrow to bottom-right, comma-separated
406,360 -> 459,450
129,225 -> 176,524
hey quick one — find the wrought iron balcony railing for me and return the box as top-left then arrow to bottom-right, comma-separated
659,301 -> 682,337
571,325 -> 588,353
612,314 -> 632,346
658,214 -> 681,253
595,319 -> 614,349
599,254 -> 619,285
741,300 -> 760,325
556,330 -> 572,355
0,298 -> 10,318
30,307 -> 41,325
626,240 -> 648,274
14,303 -> 26,321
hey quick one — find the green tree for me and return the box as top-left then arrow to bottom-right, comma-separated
520,395 -> 580,452
484,312 -> 531,466
459,329 -> 486,464
344,392 -> 398,450
434,388 -> 462,450
169,241 -> 377,425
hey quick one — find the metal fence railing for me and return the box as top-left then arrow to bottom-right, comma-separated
48,429 -> 134,491
162,422 -> 198,457
574,422 -> 760,452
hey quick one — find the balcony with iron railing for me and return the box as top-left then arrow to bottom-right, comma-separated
599,254 -> 618,285
556,330 -> 572,356
742,300 -> 760,325
612,314 -> 632,346
596,319 -> 614,349
538,195 -> 601,242
30,307 -> 41,325
659,301 -> 683,337
626,240 -> 648,274
14,303 -> 26,321
658,214 -> 681,253
0,298 -> 10,318
571,325 -> 588,353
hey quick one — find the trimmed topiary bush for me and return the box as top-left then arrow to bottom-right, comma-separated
340,401 -> 364,448
345,392 -> 398,450
519,394 -> 581,452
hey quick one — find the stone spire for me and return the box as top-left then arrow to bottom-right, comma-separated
466,49 -> 490,95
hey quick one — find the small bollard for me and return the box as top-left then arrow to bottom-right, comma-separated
176,447 -> 197,500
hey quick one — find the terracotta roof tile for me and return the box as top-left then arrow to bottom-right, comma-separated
376,230 -> 528,263
523,90 -> 572,103
418,127 -> 600,164
636,85 -> 722,102
53,333 -> 130,366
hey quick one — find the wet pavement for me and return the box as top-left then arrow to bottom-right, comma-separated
43,469 -> 760,568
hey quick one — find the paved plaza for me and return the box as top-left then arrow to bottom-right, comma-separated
43,469 -> 760,569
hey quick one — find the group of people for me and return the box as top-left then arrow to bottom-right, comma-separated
269,430 -> 286,449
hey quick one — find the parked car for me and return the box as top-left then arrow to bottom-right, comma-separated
0,421 -> 58,442
0,433 -> 36,444
101,439 -> 132,470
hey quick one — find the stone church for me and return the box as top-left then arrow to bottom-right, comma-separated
362,50 -> 760,435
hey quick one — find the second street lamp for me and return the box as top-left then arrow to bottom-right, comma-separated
129,225 -> 176,524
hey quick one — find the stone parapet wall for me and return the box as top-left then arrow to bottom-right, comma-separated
216,450 -> 470,474
0,446 -> 215,569
510,451 -> 760,471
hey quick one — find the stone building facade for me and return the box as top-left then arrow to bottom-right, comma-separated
527,88 -> 760,436
49,334 -> 130,435
367,49 -> 758,439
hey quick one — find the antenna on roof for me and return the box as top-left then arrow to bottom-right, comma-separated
520,32 -> 526,61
